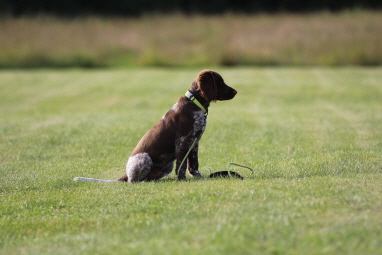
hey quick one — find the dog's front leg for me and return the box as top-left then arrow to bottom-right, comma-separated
187,143 -> 202,177
175,136 -> 195,180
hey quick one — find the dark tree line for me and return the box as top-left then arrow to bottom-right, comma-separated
1,0 -> 381,16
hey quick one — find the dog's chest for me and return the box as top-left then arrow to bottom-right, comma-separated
192,110 -> 207,135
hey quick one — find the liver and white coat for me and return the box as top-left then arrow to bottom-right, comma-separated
74,70 -> 237,183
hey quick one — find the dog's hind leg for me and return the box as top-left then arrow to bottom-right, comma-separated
146,162 -> 174,181
126,153 -> 153,182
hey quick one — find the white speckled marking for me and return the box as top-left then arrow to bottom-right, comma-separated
171,102 -> 179,111
126,153 -> 153,182
193,111 -> 206,135
162,102 -> 178,119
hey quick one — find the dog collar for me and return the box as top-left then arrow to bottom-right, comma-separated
185,91 -> 208,116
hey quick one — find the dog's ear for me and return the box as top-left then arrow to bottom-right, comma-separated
197,70 -> 218,102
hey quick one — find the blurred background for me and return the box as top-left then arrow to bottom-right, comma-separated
0,0 -> 381,68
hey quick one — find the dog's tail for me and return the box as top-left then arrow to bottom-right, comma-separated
73,177 -> 119,183
73,173 -> 128,183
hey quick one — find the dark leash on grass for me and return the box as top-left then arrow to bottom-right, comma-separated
179,127 -> 253,180
209,162 -> 254,180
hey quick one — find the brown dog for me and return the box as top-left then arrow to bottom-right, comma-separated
74,70 -> 237,182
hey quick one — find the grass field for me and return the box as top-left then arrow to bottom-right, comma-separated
1,67 -> 382,254
1,11 -> 382,67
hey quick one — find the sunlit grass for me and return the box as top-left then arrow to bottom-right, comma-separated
1,67 -> 382,254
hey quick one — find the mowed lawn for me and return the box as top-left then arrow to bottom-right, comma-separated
1,67 -> 382,254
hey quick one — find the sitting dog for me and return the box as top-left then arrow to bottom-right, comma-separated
74,70 -> 237,182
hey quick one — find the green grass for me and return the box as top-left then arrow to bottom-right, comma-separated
1,67 -> 382,254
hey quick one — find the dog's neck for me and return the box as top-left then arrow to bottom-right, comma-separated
189,82 -> 210,108
186,90 -> 210,114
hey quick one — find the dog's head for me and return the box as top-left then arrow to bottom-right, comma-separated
192,70 -> 237,102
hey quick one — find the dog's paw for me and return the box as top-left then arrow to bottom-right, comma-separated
189,170 -> 202,178
177,175 -> 187,181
